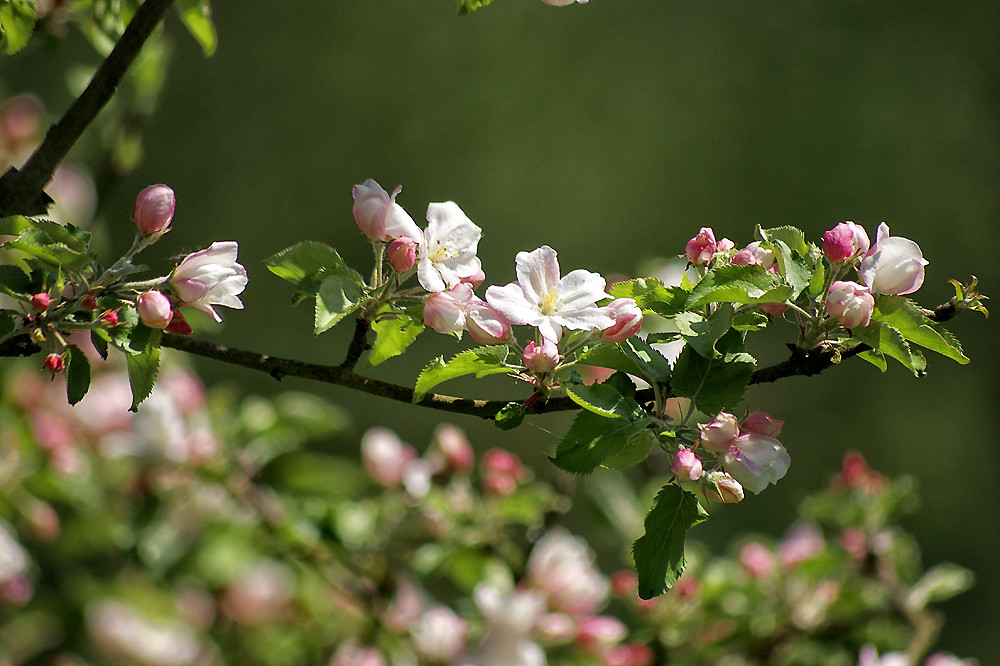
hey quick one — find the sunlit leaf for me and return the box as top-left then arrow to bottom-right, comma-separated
632,484 -> 708,599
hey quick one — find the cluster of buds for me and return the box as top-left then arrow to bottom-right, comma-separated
666,409 -> 789,502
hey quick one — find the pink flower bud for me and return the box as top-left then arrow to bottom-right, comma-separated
80,293 -> 97,311
738,541 -> 776,579
523,338 -> 560,373
361,427 -> 418,488
715,238 -> 735,252
465,301 -> 511,344
133,184 -> 175,236
760,301 -> 787,318
482,448 -> 524,495
165,309 -> 193,335
100,310 -> 119,327
741,410 -> 783,438
352,179 -> 422,243
422,284 -> 473,335
723,433 -> 790,494
604,643 -> 655,666
702,470 -> 744,504
386,237 -> 417,272
730,248 -> 757,266
778,522 -> 824,567
670,448 -> 703,482
31,292 -> 51,311
431,424 -> 474,472
43,353 -> 65,373
698,412 -> 740,454
460,268 -> 486,289
576,615 -> 627,653
826,280 -> 874,329
745,241 -> 775,268
611,570 -> 638,597
136,290 -> 173,329
822,221 -> 869,263
601,298 -> 643,342
859,222 -> 928,295
170,241 -> 247,323
685,227 -> 716,265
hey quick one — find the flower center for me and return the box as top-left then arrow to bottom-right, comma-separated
538,286 -> 562,316
428,238 -> 459,263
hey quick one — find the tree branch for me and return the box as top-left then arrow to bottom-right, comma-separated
0,0 -> 177,218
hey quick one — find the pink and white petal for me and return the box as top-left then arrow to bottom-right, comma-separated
515,247 -> 560,306
553,306 -> 615,332
537,318 -> 563,343
558,269 -> 609,309
384,205 -> 422,242
486,283 -> 543,325
418,257 -> 448,293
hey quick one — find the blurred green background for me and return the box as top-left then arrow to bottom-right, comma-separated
5,0 -> 999,658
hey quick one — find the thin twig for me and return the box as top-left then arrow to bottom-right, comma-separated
0,0 -> 177,217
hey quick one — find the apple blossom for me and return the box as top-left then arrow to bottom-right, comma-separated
723,433 -> 790,494
482,448 -> 524,496
351,179 -> 422,243
741,410 -> 783,438
715,237 -> 735,253
411,606 -> 468,662
822,221 -> 869,262
575,615 -> 627,653
671,448 -> 703,482
136,290 -> 173,329
431,424 -> 474,472
133,184 -> 175,237
464,584 -> 546,666
745,241 -> 775,268
698,412 -> 740,454
778,522 -> 824,567
760,301 -> 788,318
486,245 -> 613,342
526,527 -> 609,616
465,301 -> 511,344
170,241 -> 248,322
601,297 -> 643,342
460,267 -> 486,289
685,227 -> 716,265
826,280 -> 874,329
416,201 -> 483,293
738,541 -> 776,580
859,222 -> 928,295
422,283 -> 474,335
386,237 -> 417,272
730,248 -> 757,266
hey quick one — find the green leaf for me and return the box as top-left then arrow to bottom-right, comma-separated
552,410 -> 648,474
314,274 -> 363,335
368,311 -> 424,366
457,0 -> 494,15
686,265 -> 791,309
2,221 -> 93,270
413,346 -> 513,403
90,329 -> 110,360
264,241 -> 359,285
175,0 -> 217,55
632,485 -> 708,599
494,402 -> 525,431
0,264 -> 33,296
852,321 -> 923,376
808,260 -> 826,297
871,296 -> 969,364
758,225 -> 809,256
610,278 -> 689,317
731,311 -> 769,331
671,329 -> 755,415
0,0 -> 36,54
0,310 -> 16,342
565,382 -> 642,419
65,344 -> 91,405
126,325 -> 162,411
577,343 -> 647,379
602,428 -> 657,470
857,349 -> 887,372
620,337 -> 672,386
769,239 -> 812,298
674,303 -> 733,359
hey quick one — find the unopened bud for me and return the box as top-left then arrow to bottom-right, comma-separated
80,293 -> 97,311
100,310 -> 119,327
31,292 -> 51,311
671,448 -> 703,482
133,184 -> 175,237
43,353 -> 65,373
523,338 -> 559,373
702,471 -> 744,504
136,290 -> 173,329
601,298 -> 643,343
165,309 -> 194,335
466,301 -> 511,344
387,237 -> 418,272
698,412 -> 740,454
